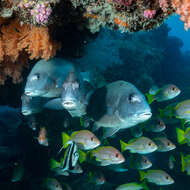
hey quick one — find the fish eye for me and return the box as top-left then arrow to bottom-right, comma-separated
171,86 -> 177,91
31,73 -> 40,81
166,175 -> 169,180
148,142 -> 152,146
144,159 -> 148,163
167,142 -> 171,146
128,93 -> 141,103
115,153 -> 119,158
91,137 -> 94,141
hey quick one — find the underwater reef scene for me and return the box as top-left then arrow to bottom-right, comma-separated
1,0 -> 190,190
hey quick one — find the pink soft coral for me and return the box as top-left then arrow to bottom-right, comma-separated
171,0 -> 190,30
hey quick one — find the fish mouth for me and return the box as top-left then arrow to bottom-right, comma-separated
138,111 -> 152,120
22,110 -> 32,116
25,89 -> 46,97
62,100 -> 76,109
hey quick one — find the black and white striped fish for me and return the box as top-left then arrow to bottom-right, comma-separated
54,141 -> 80,176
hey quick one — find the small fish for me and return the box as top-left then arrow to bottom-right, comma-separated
89,170 -> 105,185
174,100 -> 190,122
51,141 -> 79,176
169,155 -> 176,170
145,118 -> 166,133
43,178 -> 62,190
130,154 -> 152,170
37,127 -> 48,146
120,137 -> 157,154
146,84 -> 180,104
139,170 -> 174,185
79,146 -> 125,166
116,181 -> 149,190
176,127 -> 190,145
62,130 -> 100,150
181,153 -> 190,175
154,137 -> 176,152
130,126 -> 143,138
11,162 -> 24,182
149,85 -> 159,95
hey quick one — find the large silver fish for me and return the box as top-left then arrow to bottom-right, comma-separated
45,69 -> 94,117
24,58 -> 76,98
87,81 -> 152,138
21,94 -> 64,116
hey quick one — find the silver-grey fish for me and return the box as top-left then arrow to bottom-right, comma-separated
130,154 -> 152,170
43,69 -> 94,117
154,137 -> 176,152
24,58 -> 76,98
145,118 -> 166,133
21,94 -> 50,115
139,170 -> 174,185
21,94 -> 64,116
87,81 -> 152,138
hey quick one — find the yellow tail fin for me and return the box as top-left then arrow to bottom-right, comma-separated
141,181 -> 149,190
62,132 -> 71,148
181,153 -> 185,172
78,149 -> 87,164
146,93 -> 155,104
50,159 -> 61,169
139,170 -> 145,181
176,128 -> 186,144
120,140 -> 128,153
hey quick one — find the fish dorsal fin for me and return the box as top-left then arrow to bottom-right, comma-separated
128,138 -> 137,144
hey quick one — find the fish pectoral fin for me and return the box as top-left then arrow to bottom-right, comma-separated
102,128 -> 120,139
62,171 -> 70,176
44,98 -> 64,110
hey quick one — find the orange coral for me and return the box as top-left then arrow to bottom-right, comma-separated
0,18 -> 60,84
18,26 -> 60,60
171,0 -> 190,30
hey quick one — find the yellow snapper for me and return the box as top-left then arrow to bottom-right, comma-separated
43,178 -> 62,190
62,130 -> 100,150
120,137 -> 157,154
176,127 -> 190,145
116,181 -> 149,190
181,153 -> 190,175
79,146 -> 125,166
139,170 -> 174,185
146,84 -> 180,104
172,99 -> 190,123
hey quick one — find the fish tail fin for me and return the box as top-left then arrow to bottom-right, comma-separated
176,128 -> 186,144
120,140 -> 128,152
50,159 -> 61,169
146,93 -> 155,104
78,149 -> 87,164
181,153 -> 186,172
141,181 -> 149,190
158,108 -> 165,118
80,117 -> 84,127
89,171 -> 93,183
62,132 -> 71,148
139,170 -> 145,181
